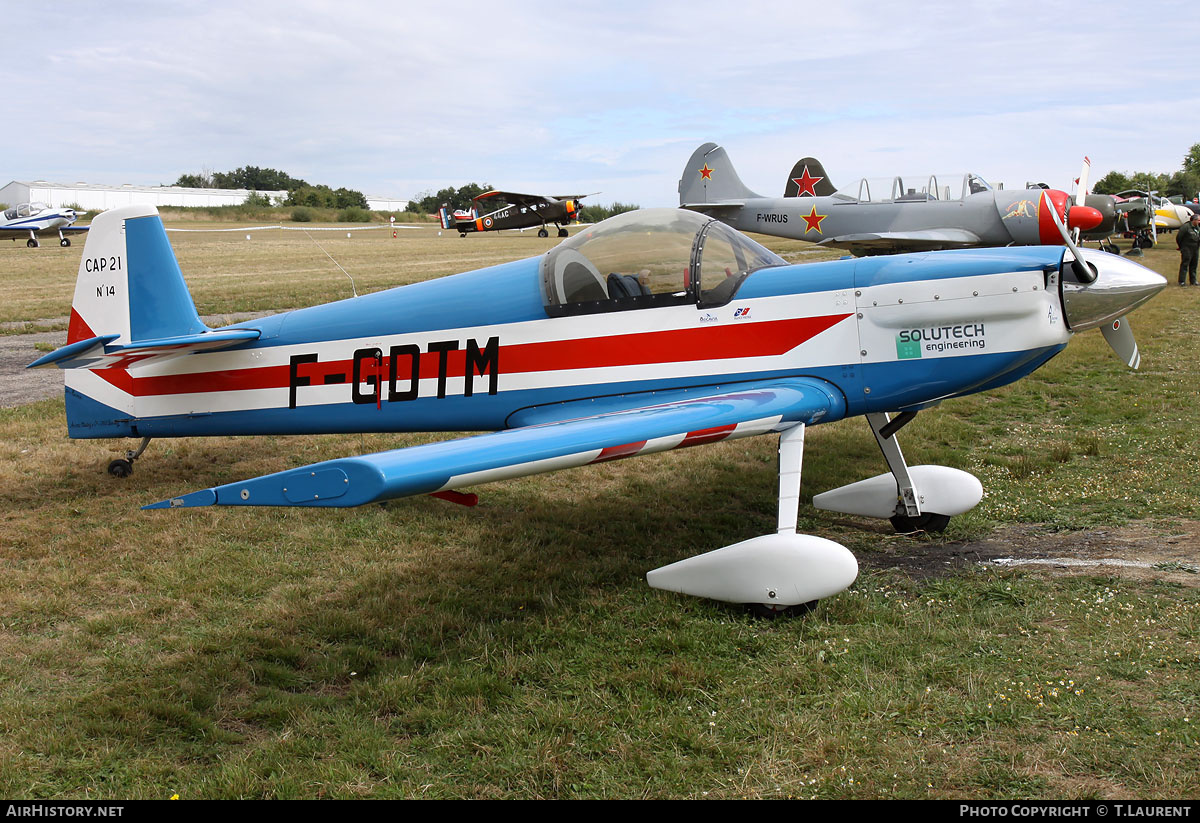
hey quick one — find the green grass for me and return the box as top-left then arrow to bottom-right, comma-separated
0,229 -> 1197,798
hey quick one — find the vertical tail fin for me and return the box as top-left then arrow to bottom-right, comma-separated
783,157 -> 837,197
63,205 -> 207,438
438,205 -> 452,230
68,205 -> 206,346
677,142 -> 761,205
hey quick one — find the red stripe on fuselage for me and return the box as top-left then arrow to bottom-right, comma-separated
115,313 -> 852,398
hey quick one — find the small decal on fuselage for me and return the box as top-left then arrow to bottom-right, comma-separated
896,323 -> 986,358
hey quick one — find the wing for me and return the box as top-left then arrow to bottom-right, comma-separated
680,201 -> 746,215
145,377 -> 845,510
473,190 -> 549,207
818,228 -> 982,255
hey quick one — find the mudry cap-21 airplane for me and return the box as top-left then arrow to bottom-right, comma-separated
679,142 -> 1106,257
1,202 -> 88,247
30,201 -> 1164,615
439,190 -> 590,238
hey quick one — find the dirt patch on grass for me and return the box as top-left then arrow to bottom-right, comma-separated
862,520 -> 1200,587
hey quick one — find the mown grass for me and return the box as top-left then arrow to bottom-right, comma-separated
0,228 -> 1197,798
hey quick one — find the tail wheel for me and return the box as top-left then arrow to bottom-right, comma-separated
107,459 -> 133,478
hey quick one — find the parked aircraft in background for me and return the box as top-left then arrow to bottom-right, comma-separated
439,190 -> 590,238
30,203 -> 1164,616
0,202 -> 87,247
1117,190 -> 1193,232
679,143 -> 1103,256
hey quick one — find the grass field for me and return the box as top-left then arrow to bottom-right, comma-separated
0,222 -> 1197,798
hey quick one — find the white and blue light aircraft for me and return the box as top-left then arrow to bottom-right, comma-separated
1,202 -> 87,247
30,201 -> 1165,615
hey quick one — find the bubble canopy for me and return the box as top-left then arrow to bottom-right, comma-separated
541,208 -> 786,316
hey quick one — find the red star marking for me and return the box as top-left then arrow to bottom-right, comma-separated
801,206 -> 827,234
699,164 -> 713,180
791,166 -> 824,197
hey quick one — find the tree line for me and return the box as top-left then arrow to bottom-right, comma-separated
173,166 -> 368,210
1092,143 -> 1200,200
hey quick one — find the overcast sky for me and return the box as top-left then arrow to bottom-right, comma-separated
9,1 -> 1200,206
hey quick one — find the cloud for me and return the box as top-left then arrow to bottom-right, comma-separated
8,1 -> 1200,206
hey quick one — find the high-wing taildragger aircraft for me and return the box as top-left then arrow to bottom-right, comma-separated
30,203 -> 1165,616
680,143 -> 1105,257
1,202 -> 88,247
439,190 -> 590,238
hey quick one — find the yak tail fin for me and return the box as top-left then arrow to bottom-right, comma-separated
678,142 -> 761,205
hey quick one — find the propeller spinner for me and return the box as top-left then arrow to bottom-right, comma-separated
1040,190 -> 1166,367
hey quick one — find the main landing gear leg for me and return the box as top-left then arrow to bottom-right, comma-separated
107,437 -> 152,478
747,423 -> 819,618
27,231 -> 39,249
645,422 -> 858,616
867,412 -> 949,533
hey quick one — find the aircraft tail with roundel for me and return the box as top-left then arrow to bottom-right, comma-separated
27,205 -> 260,437
677,142 -> 762,206
782,157 -> 837,197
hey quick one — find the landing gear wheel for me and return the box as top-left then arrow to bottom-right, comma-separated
459,232 -> 467,238
889,512 -> 951,534
557,228 -> 569,237
27,238 -> 38,248
107,459 -> 133,478
1136,233 -> 1154,249
537,228 -> 549,238
60,238 -> 71,247
747,600 -> 817,619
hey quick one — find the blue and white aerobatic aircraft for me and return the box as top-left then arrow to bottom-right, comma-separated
30,202 -> 1165,615
1,202 -> 87,247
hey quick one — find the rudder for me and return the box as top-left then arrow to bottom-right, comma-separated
783,157 -> 837,197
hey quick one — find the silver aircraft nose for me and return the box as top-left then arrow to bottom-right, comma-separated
1061,249 -> 1167,332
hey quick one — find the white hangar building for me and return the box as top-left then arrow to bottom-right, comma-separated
0,180 -> 288,210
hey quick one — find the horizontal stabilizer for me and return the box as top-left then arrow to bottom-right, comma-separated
28,328 -> 261,370
25,334 -> 119,370
146,377 -> 845,510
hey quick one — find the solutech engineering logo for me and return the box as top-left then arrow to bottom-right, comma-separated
896,323 -> 987,359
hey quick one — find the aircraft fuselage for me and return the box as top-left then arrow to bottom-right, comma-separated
66,247 -> 1073,441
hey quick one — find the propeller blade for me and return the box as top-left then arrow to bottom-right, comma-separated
1073,156 -> 1091,243
1075,156 -> 1091,208
1100,316 -> 1140,369
1041,190 -> 1097,283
